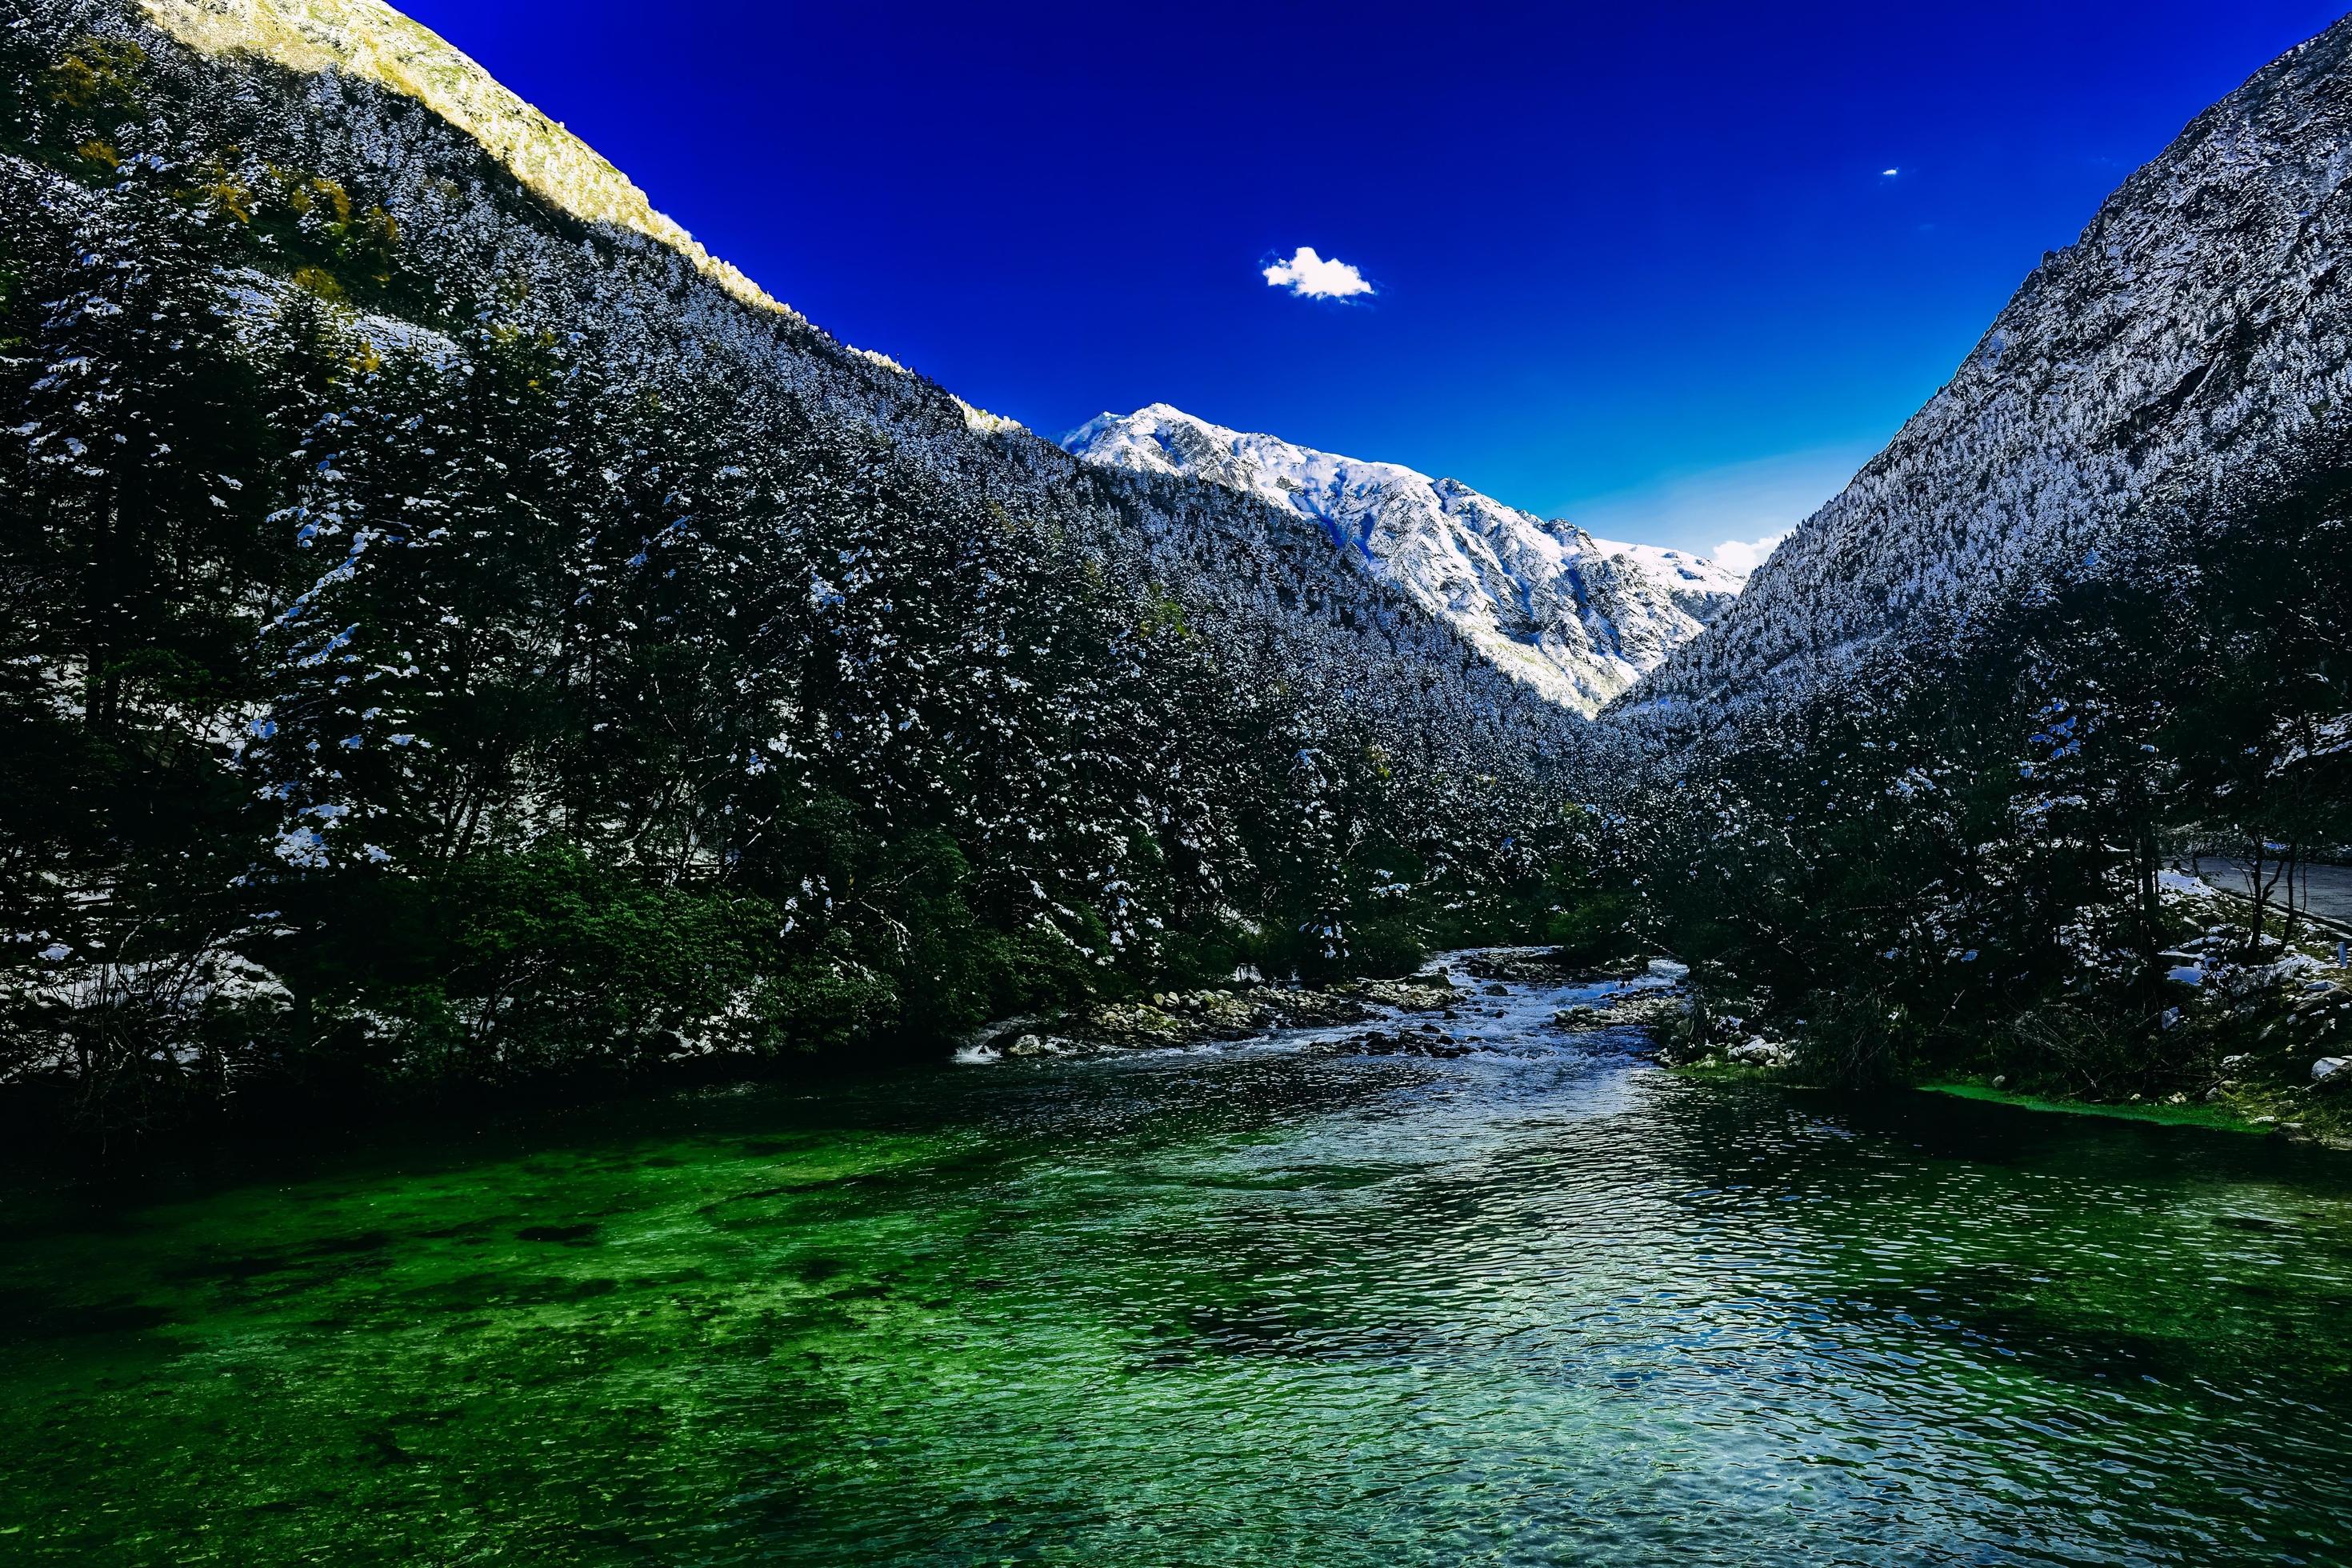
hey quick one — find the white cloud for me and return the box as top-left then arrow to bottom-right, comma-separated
1711,530 -> 1790,577
1262,246 -> 1373,299
1882,167 -> 1900,178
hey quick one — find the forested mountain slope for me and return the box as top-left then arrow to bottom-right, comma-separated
1624,14 -> 2352,727
1602,15 -> 2352,1112
1070,403 -> 1742,715
0,0 -> 1606,1130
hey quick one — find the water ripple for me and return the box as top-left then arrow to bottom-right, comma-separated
2,961 -> 2350,1564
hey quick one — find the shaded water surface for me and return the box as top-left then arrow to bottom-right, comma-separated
6,963 -> 2352,1565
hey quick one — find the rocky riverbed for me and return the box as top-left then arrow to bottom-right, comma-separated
960,949 -> 1697,1062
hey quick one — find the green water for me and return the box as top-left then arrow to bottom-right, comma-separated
6,967 -> 2352,1566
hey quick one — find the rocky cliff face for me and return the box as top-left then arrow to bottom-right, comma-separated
1069,404 -> 1743,716
1625,15 -> 2352,725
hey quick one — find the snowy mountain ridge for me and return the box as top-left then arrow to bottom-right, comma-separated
1066,404 -> 1745,716
1625,13 -> 2352,726
141,0 -> 1730,722
139,0 -> 795,318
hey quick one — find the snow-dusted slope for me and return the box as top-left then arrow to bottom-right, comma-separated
139,0 -> 793,318
1626,14 -> 2352,723
1066,404 -> 1744,715
10,0 -> 1597,806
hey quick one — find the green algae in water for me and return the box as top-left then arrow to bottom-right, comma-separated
1922,1080 -> 2270,1134
7,1034 -> 2352,1566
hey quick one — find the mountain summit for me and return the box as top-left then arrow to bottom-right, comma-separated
1066,404 -> 1744,715
138,0 -> 790,316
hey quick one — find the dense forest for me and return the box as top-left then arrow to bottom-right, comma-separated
6,2 -> 2350,1150
1625,466 -> 2352,1102
0,14 -> 1610,1137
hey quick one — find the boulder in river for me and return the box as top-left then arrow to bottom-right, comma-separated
1326,1029 -> 1472,1061
1459,948 -> 1577,983
1350,978 -> 1458,1012
979,983 -> 1390,1057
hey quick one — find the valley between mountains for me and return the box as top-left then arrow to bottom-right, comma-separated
1,0 -> 2347,1150
11,5 -> 2352,1565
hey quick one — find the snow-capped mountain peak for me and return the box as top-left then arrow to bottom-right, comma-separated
1065,403 -> 1744,715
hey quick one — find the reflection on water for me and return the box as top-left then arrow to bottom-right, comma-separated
5,960 -> 2352,1566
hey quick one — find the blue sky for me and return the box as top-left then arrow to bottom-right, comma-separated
402,0 -> 2348,561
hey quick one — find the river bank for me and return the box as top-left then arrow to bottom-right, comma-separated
1920,1078 -> 2352,1148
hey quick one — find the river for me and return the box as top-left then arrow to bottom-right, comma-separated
5,958 -> 2352,1565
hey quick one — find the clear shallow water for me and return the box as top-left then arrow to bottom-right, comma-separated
6,963 -> 2352,1566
